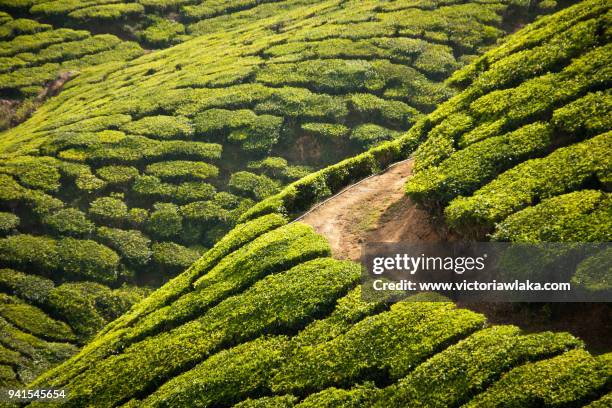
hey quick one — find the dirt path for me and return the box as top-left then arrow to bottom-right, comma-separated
300,159 -> 442,261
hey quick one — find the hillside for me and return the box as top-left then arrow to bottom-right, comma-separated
0,0 -> 559,126
403,0 -> 611,293
26,1 -> 612,406
0,0 -> 560,385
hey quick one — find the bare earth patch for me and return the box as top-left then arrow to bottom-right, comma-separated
300,159 -> 444,261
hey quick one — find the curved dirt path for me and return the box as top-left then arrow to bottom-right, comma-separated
300,159 -> 442,261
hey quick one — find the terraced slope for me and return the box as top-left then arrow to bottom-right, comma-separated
0,0 -> 558,385
1,0 -> 560,51
403,0 -> 611,290
30,214 -> 611,407
405,0 -> 611,241
1,0 -> 560,119
29,2 -> 611,406
0,9 -> 144,129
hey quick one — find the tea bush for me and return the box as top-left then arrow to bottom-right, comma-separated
491,190 -> 612,242
56,237 -> 120,283
0,212 -> 19,234
0,293 -> 75,342
463,350 -> 611,407
120,115 -> 193,140
145,160 -> 219,181
147,203 -> 182,239
96,165 -> 139,185
572,247 -> 612,292
97,227 -> 152,266
43,208 -> 95,236
89,196 -> 129,225
444,134 -> 611,231
229,171 -> 280,201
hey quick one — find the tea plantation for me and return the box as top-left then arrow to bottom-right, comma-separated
20,1 -> 612,405
403,0 -> 611,290
29,218 -> 610,406
0,0 -> 560,385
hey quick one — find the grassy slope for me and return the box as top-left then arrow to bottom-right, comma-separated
29,2 -> 611,406
0,0 -> 552,386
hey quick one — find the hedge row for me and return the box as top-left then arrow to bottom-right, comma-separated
444,133 -> 611,232
406,122 -> 555,205
0,234 -> 120,283
0,316 -> 77,385
0,268 -> 147,341
31,214 -> 289,390
0,293 -> 75,343
491,190 -> 611,242
411,40 -> 610,177
271,301 -> 484,394
378,326 -> 581,407
2,0 -> 568,388
47,257 -> 360,406
463,349 -> 611,407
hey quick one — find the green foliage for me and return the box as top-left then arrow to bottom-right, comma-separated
0,156 -> 61,192
0,294 -> 76,342
145,160 -> 219,181
492,190 -> 611,242
0,212 -> 19,234
407,122 -> 555,205
0,18 -> 50,40
138,18 -> 185,48
47,281 -> 148,340
0,268 -> 54,304
151,241 -> 200,271
175,181 -> 216,203
89,196 -> 129,224
463,349 -> 611,407
0,28 -> 89,57
141,336 -> 289,407
132,175 -> 176,200
350,123 -> 400,148
76,257 -> 357,406
0,0 -> 590,390
234,395 -> 298,408
68,3 -> 144,20
572,247 -> 612,292
407,3 -> 611,242
120,115 -> 193,139
0,316 -> 77,385
147,203 -> 182,239
228,114 -> 284,152
272,302 -> 485,394
445,134 -> 611,231
301,122 -> 349,139
552,90 -> 612,136
43,208 -> 95,236
586,392 -> 612,407
297,384 -> 378,407
0,234 -> 60,273
97,227 -> 151,266
56,237 -> 120,283
96,165 -> 139,184
349,93 -> 421,127
229,171 -> 280,201
378,326 -> 582,407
